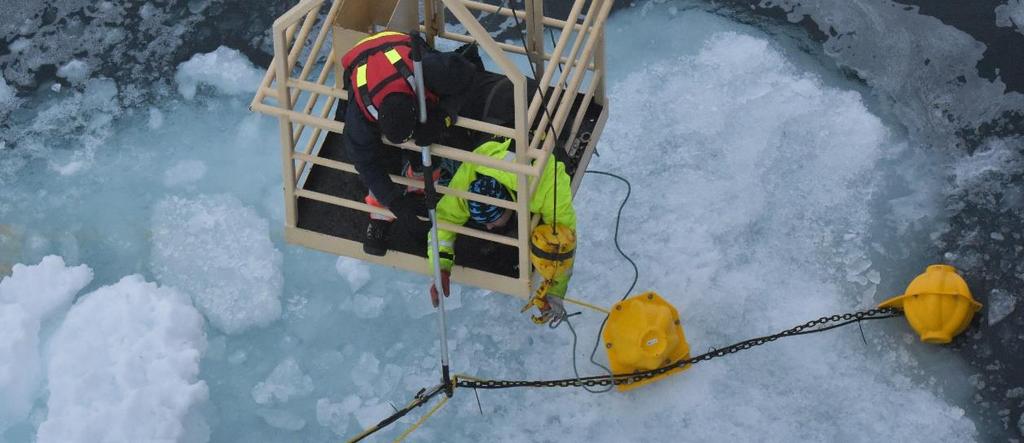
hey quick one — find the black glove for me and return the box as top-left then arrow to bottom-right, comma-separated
413,107 -> 454,147
387,194 -> 427,223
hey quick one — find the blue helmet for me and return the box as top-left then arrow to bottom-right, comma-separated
468,176 -> 511,224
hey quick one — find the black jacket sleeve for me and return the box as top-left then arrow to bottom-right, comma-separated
343,101 -> 402,206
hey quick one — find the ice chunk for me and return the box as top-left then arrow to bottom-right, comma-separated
163,160 -> 207,187
953,138 -> 1022,189
347,293 -> 385,319
394,281 -> 435,319
0,256 -> 92,431
0,304 -> 37,431
1007,387 -> 1024,399
399,280 -> 463,319
37,275 -> 208,443
335,256 -> 371,293
256,409 -> 306,431
316,396 -> 361,436
56,60 -> 91,83
0,255 -> 92,319
150,194 -> 283,334
0,76 -> 14,108
350,353 -> 380,392
995,0 -> 1024,35
174,46 -> 264,100
988,289 -> 1017,326
1019,411 -> 1024,437
251,357 -> 314,405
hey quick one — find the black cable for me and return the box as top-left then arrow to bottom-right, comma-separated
577,170 -> 637,392
506,0 -> 567,232
548,169 -> 636,393
505,1 -> 638,393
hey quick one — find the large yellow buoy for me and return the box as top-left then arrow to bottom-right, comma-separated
878,264 -> 982,344
603,292 -> 690,391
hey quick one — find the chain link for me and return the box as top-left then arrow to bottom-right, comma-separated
456,308 -> 903,390
354,308 -> 904,441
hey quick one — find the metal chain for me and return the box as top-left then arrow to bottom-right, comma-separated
351,308 -> 903,440
456,307 -> 903,390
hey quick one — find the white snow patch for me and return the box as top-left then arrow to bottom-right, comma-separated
335,256 -> 371,293
163,160 -> 208,187
151,194 -> 283,334
0,256 -> 92,431
251,357 -> 314,405
0,255 -> 93,319
988,289 -> 1017,326
174,46 -> 264,100
37,275 -> 208,443
56,60 -> 91,83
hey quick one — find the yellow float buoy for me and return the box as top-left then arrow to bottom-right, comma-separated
878,264 -> 982,344
603,291 -> 690,391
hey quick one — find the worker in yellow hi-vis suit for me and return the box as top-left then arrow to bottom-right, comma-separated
425,137 -> 576,322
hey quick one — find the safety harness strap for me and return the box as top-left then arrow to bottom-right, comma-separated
354,46 -> 417,121
530,242 -> 575,262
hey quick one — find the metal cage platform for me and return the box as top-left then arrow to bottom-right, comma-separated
251,0 -> 611,299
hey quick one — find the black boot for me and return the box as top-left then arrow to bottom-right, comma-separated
363,219 -> 391,256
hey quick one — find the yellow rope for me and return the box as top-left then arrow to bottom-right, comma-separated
563,296 -> 611,314
453,373 -> 484,382
393,393 -> 450,442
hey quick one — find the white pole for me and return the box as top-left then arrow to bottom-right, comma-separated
411,31 -> 453,397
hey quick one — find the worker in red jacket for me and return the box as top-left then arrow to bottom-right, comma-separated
340,31 -> 478,256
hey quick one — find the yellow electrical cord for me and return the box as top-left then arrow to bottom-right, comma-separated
563,296 -> 610,315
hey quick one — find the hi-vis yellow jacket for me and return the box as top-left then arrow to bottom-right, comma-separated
427,138 -> 576,297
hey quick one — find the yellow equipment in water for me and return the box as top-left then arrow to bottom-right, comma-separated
529,224 -> 575,280
522,224 -> 577,324
603,292 -> 690,391
879,264 -> 982,344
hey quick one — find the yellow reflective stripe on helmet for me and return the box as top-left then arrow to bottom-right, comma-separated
356,64 -> 368,87
354,31 -> 407,47
384,49 -> 402,64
